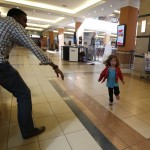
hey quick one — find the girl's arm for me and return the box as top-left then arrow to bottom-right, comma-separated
118,67 -> 124,83
98,68 -> 107,82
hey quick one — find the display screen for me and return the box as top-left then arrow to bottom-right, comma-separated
117,24 -> 126,46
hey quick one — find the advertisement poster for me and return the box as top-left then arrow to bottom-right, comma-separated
83,32 -> 95,48
83,32 -> 96,61
117,25 -> 126,46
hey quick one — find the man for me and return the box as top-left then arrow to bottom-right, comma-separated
0,8 -> 64,139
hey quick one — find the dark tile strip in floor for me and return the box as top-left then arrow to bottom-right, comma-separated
49,79 -> 117,150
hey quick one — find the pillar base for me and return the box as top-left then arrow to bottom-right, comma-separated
133,54 -> 145,77
116,50 -> 134,69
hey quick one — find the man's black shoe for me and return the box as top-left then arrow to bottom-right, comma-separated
23,126 -> 46,139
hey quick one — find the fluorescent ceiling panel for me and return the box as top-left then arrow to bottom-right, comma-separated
1,12 -> 63,23
27,16 -> 64,23
26,27 -> 43,31
27,23 -> 50,28
5,0 -> 104,14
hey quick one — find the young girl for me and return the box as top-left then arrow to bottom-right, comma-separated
98,55 -> 124,105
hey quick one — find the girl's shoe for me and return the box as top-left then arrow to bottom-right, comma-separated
116,95 -> 120,100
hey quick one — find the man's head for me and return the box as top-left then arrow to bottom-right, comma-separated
7,8 -> 27,28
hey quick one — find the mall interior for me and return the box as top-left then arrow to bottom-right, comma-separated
0,0 -> 150,150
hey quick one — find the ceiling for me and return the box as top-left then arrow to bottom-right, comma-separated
0,0 -> 122,33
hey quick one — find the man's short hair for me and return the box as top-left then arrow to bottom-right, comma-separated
7,8 -> 27,17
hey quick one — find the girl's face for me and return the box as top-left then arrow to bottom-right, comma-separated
110,58 -> 117,67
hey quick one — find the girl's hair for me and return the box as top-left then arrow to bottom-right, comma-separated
103,54 -> 119,67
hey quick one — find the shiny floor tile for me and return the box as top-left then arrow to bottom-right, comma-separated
0,97 -> 12,108
8,123 -> 37,149
34,116 -> 63,141
0,103 -> 11,125
32,93 -> 48,104
97,124 -> 128,150
56,112 -> 85,134
39,136 -> 71,150
66,130 -> 102,150
129,140 -> 150,150
0,125 -> 9,150
123,116 -> 150,138
105,104 -> 133,119
10,106 -> 17,123
136,112 -> 150,125
49,101 -> 72,115
45,92 -> 63,102
33,102 -> 53,118
9,142 -> 40,150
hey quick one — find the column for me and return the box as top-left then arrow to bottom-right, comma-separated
134,0 -> 150,76
58,28 -> 64,52
49,31 -> 54,50
117,0 -> 139,68
41,32 -> 48,51
104,32 -> 111,45
75,17 -> 83,45
75,22 -> 82,32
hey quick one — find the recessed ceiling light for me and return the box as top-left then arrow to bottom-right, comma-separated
110,5 -> 112,7
48,12 -> 51,15
94,11 -> 96,13
101,8 -> 104,11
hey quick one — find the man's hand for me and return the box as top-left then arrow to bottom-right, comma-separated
54,68 -> 64,80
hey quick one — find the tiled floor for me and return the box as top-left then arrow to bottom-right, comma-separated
0,47 -> 150,150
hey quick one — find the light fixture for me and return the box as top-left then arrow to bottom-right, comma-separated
64,31 -> 74,35
68,29 -> 75,31
114,10 -> 120,14
141,20 -> 146,33
25,27 -> 43,31
27,23 -> 50,28
27,16 -> 64,23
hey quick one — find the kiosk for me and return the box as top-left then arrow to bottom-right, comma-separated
62,46 -> 80,62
